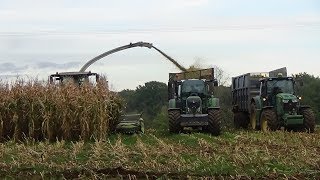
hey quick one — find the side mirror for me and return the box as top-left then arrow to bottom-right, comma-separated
208,82 -> 215,94
49,76 -> 53,84
96,74 -> 100,82
213,80 -> 218,87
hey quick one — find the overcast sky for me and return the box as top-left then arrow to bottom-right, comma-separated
0,0 -> 319,90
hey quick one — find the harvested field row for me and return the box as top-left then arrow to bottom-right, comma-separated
0,129 -> 320,179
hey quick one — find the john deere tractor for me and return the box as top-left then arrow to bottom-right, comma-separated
168,68 -> 221,135
232,67 -> 316,132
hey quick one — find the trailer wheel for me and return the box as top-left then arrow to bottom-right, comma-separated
234,112 -> 249,129
168,110 -> 181,133
249,103 -> 257,130
208,109 -> 221,136
260,109 -> 278,132
301,108 -> 315,133
234,112 -> 241,129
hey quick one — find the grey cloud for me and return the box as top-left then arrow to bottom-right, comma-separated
0,62 -> 28,73
0,61 -> 81,74
36,61 -> 81,69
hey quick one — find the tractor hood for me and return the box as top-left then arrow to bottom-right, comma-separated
186,96 -> 202,114
276,93 -> 298,102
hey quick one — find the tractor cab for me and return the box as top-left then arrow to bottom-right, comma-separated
177,79 -> 217,114
260,76 -> 295,106
181,80 -> 207,96
49,71 -> 100,86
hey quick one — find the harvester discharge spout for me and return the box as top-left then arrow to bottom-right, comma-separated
79,41 -> 187,72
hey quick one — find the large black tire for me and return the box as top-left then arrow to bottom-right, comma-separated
234,112 -> 249,129
208,109 -> 221,136
233,112 -> 241,129
301,108 -> 316,133
168,110 -> 181,133
260,109 -> 278,132
249,103 -> 257,130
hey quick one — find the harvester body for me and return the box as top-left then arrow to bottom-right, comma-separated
49,71 -> 100,86
168,68 -> 221,135
232,67 -> 315,132
115,114 -> 144,134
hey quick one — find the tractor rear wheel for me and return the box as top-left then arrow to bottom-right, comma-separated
208,109 -> 221,136
301,108 -> 315,133
168,110 -> 181,133
260,109 -> 278,132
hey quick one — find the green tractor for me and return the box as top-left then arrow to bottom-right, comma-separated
168,68 -> 221,135
232,67 -> 316,132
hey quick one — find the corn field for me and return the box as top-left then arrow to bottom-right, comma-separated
0,78 -> 122,142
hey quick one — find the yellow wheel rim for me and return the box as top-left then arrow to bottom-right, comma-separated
261,114 -> 269,132
250,111 -> 256,130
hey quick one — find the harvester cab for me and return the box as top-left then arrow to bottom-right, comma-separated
49,71 -> 100,86
168,68 -> 221,135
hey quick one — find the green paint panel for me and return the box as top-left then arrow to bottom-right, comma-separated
284,115 -> 304,125
208,97 -> 219,108
168,99 -> 176,109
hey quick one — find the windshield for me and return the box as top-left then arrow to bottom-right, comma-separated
267,79 -> 294,95
181,80 -> 205,94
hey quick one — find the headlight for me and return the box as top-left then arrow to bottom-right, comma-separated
298,96 -> 302,100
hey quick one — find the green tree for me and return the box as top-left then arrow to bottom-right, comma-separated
295,73 -> 320,123
118,89 -> 136,113
134,81 -> 167,118
118,81 -> 168,119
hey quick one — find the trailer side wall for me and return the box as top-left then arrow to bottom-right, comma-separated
232,74 -> 261,112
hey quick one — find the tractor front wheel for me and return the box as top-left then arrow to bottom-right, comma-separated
208,109 -> 221,136
168,110 -> 181,133
301,108 -> 315,133
260,109 -> 278,132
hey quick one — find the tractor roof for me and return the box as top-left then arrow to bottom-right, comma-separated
50,71 -> 98,77
261,76 -> 294,82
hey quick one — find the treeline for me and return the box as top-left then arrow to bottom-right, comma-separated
118,81 -> 167,128
118,72 -> 320,129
